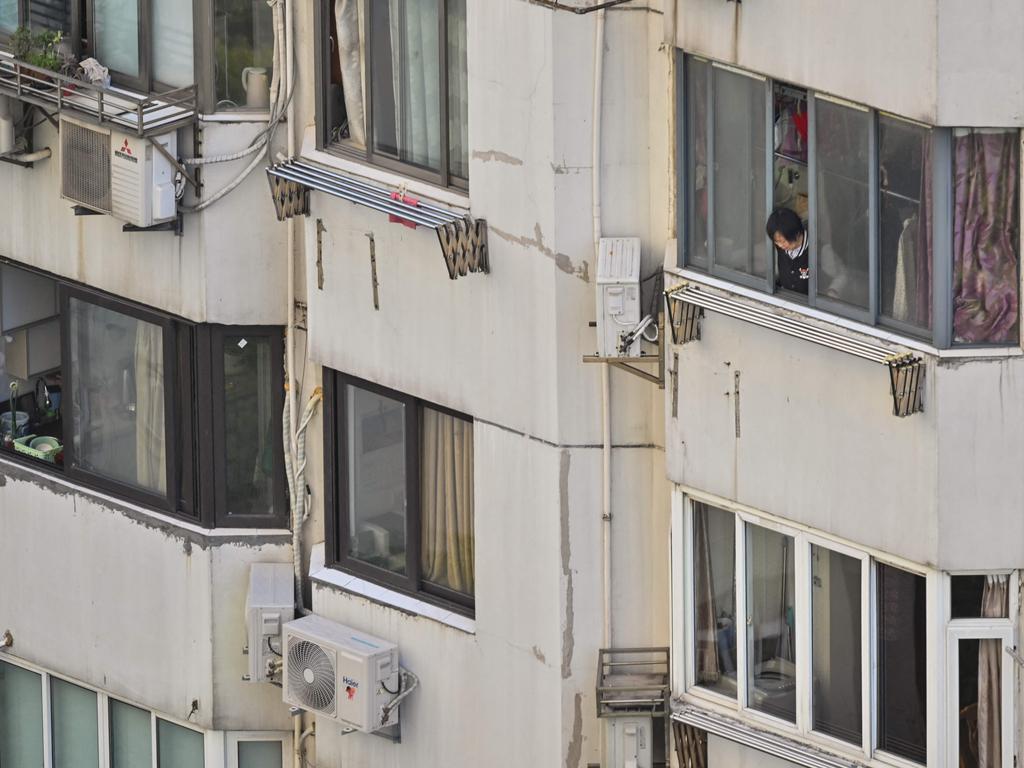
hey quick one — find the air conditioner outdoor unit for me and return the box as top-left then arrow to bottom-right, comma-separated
245,563 -> 295,684
59,115 -> 177,228
596,237 -> 642,357
282,614 -> 401,734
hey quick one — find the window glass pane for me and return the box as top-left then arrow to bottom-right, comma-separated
110,700 -> 152,768
446,0 -> 468,179
223,334 -> 276,517
50,678 -> 99,768
685,57 -> 709,269
953,128 -> 1020,345
238,741 -> 282,768
810,545 -> 861,744
328,0 -> 367,146
816,99 -> 870,309
420,407 -> 474,596
0,265 -> 63,467
0,660 -> 44,768
154,0 -> 194,88
0,0 -> 17,34
879,117 -> 932,333
95,0 -> 140,78
877,563 -> 927,763
157,719 -> 203,768
370,0 -> 442,171
692,502 -> 736,697
952,574 -> 1009,619
214,0 -> 274,108
69,297 -> 167,495
772,83 -> 809,296
958,637 -> 1002,768
347,384 -> 408,575
745,524 -> 796,722
713,68 -> 767,280
29,0 -> 71,33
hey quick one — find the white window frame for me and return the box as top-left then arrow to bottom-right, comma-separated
225,731 -> 292,768
0,655 -> 207,768
673,487 -> 944,767
943,570 -> 1018,768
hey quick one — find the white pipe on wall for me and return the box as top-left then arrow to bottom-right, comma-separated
592,7 -> 611,652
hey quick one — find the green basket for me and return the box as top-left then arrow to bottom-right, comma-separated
14,435 -> 60,463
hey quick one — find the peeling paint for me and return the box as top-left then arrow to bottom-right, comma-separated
560,449 -> 574,679
565,692 -> 583,768
471,149 -> 524,166
551,161 -> 587,175
490,224 -> 590,282
532,645 -> 547,664
0,461 -> 291,551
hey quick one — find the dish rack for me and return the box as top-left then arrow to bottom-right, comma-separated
14,435 -> 61,463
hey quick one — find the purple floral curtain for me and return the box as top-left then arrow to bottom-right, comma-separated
953,130 -> 1020,344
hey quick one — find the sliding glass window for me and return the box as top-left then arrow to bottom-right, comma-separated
678,52 -> 1020,348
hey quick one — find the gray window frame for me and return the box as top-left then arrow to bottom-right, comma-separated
678,52 -> 978,349
312,0 -> 469,191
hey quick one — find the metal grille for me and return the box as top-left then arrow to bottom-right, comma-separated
61,121 -> 111,213
287,637 -> 336,715
672,721 -> 707,768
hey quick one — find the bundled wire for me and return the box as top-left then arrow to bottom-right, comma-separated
380,668 -> 420,726
179,0 -> 293,212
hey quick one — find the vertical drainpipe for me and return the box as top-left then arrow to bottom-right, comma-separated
593,8 -> 611,655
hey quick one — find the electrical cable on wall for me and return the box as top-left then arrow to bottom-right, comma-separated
178,0 -> 294,212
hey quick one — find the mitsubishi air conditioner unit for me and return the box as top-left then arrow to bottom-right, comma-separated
282,615 -> 401,734
59,116 -> 177,227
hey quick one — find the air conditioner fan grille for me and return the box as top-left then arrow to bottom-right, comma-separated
287,638 -> 336,714
61,121 -> 111,213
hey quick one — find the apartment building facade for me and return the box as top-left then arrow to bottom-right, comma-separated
0,0 -> 1022,767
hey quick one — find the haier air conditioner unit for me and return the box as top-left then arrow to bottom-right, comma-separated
282,614 -> 401,733
59,115 -> 177,228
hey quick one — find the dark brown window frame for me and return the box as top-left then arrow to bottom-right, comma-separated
0,259 -> 287,529
313,0 -> 469,192
323,368 -> 475,616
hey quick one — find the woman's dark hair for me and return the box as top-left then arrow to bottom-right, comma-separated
765,207 -> 804,241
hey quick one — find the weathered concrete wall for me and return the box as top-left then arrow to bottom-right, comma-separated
0,462 -> 293,731
0,119 -> 286,324
674,0 -> 1024,126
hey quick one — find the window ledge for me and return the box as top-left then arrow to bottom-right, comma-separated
299,125 -> 471,212
0,454 -> 291,543
199,111 -> 272,124
673,701 -> 863,768
665,265 -> 1024,360
308,542 -> 476,635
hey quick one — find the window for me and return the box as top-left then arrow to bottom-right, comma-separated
325,370 -> 475,613
316,0 -> 469,189
110,700 -> 152,767
0,0 -> 195,91
682,497 -> 939,763
0,261 -> 286,528
212,0 -> 274,109
946,574 -> 1015,768
680,54 -> 1020,347
0,659 -> 44,768
225,734 -> 291,768
157,718 -> 205,767
51,678 -> 99,768
877,563 -> 927,762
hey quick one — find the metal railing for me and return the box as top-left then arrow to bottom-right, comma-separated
0,52 -> 196,136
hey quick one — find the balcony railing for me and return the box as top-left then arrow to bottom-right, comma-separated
0,52 -> 196,136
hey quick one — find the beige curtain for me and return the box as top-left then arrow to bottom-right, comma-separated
134,322 -> 166,495
693,504 -> 720,684
335,0 -> 366,146
420,408 -> 474,595
978,575 -> 1008,768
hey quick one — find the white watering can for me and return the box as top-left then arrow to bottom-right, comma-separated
242,67 -> 270,109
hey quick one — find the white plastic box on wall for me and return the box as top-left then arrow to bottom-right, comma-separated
596,237 -> 642,357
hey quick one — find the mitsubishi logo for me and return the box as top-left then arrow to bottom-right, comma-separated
120,138 -> 132,156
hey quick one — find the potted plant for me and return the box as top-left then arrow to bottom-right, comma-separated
10,27 -> 75,81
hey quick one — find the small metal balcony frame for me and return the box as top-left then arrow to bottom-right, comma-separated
0,52 -> 197,136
